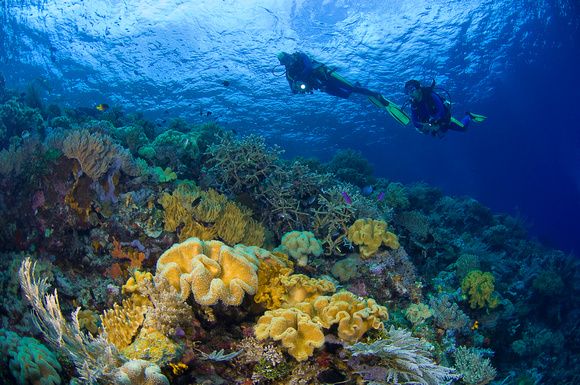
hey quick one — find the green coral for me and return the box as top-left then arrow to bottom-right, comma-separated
326,149 -> 375,187
254,358 -> 293,380
0,329 -> 62,385
532,270 -> 564,296
461,270 -> 500,309
151,166 -> 177,182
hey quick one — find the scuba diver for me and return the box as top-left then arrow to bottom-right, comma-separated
403,79 -> 487,137
276,51 -> 410,126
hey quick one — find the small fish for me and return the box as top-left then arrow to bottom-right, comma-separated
361,186 -> 373,197
377,191 -> 385,201
191,196 -> 201,207
96,104 -> 109,111
342,191 -> 352,205
206,111 -> 212,116
164,110 -> 169,113
231,129 -> 237,134
222,80 -> 230,86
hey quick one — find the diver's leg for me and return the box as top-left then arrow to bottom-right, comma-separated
448,115 -> 470,131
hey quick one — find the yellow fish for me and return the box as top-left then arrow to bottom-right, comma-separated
96,103 -> 109,111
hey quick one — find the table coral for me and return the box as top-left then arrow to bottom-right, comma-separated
274,231 -> 323,266
254,307 -> 325,361
155,237 -> 259,305
347,218 -> 399,259
461,270 -> 500,309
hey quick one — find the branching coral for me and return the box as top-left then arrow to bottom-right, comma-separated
453,346 -> 497,385
343,326 -> 460,384
99,297 -> 146,350
139,274 -> 193,336
205,133 -> 332,237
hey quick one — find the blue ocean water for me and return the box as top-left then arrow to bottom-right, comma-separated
1,0 -> 579,253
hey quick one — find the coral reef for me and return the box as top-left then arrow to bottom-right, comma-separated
0,92 -> 578,384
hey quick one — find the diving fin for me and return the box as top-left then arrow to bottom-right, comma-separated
468,112 -> 487,123
365,94 -> 411,126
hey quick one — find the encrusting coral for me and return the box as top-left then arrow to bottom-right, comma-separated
274,231 -> 323,266
347,218 -> 399,259
155,237 -> 260,305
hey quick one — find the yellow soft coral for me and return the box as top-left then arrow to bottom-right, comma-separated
312,291 -> 388,344
78,309 -> 99,335
254,307 -> 325,361
347,218 -> 399,259
279,274 -> 336,306
100,297 -> 146,349
461,270 -> 500,309
158,182 -> 265,246
156,238 -> 259,305
122,270 -> 154,307
274,231 -> 323,266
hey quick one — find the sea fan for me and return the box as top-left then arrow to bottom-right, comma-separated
345,326 -> 461,385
